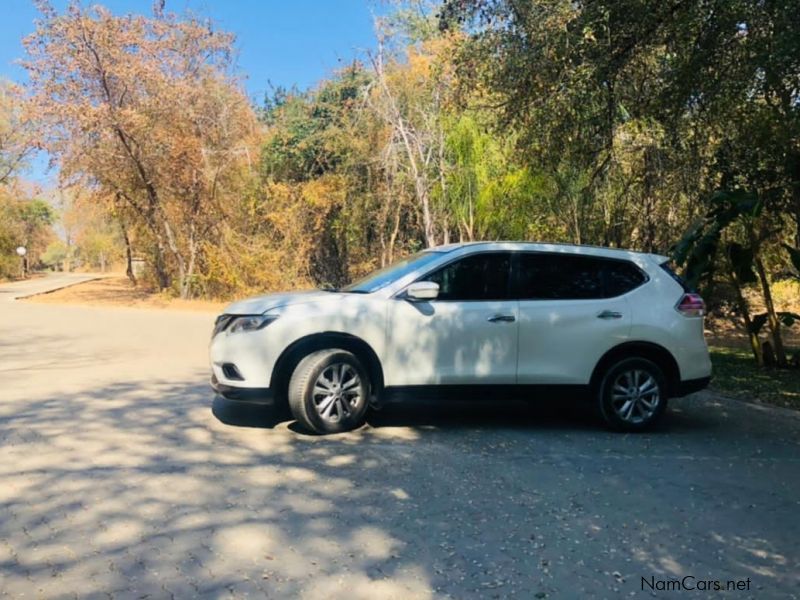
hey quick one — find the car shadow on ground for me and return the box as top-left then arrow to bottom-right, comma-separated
213,392 -> 721,435
4,377 -> 797,598
211,395 -> 290,429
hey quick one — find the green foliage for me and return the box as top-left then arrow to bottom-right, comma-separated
18,198 -> 55,230
749,312 -> 800,335
710,346 -> 800,409
727,243 -> 757,286
0,195 -> 56,278
672,190 -> 761,289
446,0 -> 800,254
0,199 -> 21,278
438,113 -> 550,239
783,244 -> 800,279
41,240 -> 69,269
260,66 -> 371,183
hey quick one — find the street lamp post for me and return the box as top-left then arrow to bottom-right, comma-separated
16,246 -> 27,279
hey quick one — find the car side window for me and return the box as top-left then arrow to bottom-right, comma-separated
517,253 -> 647,299
516,253 -> 605,300
605,260 -> 647,297
421,253 -> 512,301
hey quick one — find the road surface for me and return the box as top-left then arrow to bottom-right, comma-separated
0,272 -> 104,301
0,280 -> 798,598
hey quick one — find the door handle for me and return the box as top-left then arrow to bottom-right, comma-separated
597,310 -> 623,320
487,314 -> 516,323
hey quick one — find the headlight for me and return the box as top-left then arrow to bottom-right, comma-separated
227,314 -> 278,334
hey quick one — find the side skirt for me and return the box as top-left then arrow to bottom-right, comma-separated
380,384 -> 591,404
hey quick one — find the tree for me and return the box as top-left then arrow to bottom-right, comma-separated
0,80 -> 40,279
442,0 -> 800,248
41,239 -> 69,270
368,36 -> 449,248
0,195 -> 55,277
61,190 -> 123,272
0,81 -> 33,187
24,1 -> 259,297
674,189 -> 798,367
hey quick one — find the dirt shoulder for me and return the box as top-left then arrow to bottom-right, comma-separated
23,273 -> 226,313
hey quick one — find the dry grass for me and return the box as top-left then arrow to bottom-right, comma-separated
25,274 -> 226,313
705,316 -> 800,349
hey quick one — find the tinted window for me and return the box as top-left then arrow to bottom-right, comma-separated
343,251 -> 445,293
421,253 -> 511,301
605,261 -> 647,297
517,254 -> 604,300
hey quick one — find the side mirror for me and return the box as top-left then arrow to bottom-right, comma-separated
406,281 -> 439,301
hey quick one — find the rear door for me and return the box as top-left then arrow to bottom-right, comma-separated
514,253 -> 644,385
385,252 -> 518,385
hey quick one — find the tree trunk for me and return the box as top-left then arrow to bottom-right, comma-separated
119,219 -> 137,286
370,46 -> 436,248
729,269 -> 763,366
753,254 -> 787,367
180,247 -> 196,299
790,149 -> 800,248
388,202 -> 401,265
151,244 -> 170,290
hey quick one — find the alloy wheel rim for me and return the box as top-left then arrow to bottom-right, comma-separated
610,369 -> 660,424
312,362 -> 362,423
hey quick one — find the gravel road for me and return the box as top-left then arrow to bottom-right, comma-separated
1,278 -> 799,598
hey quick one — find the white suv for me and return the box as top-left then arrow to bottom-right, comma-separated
210,242 -> 711,433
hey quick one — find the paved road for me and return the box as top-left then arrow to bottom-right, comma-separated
1,289 -> 799,598
0,272 -> 103,301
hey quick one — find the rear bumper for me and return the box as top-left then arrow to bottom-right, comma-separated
211,375 -> 274,404
675,376 -> 711,397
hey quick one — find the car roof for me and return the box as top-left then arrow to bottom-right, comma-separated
427,241 -> 670,263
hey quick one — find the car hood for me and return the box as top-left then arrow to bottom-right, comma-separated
223,290 -> 341,315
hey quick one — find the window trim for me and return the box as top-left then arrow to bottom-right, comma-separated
511,251 -> 650,301
394,249 -> 650,302
394,250 -> 516,302
659,260 -> 692,292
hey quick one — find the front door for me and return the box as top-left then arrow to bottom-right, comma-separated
385,252 -> 518,386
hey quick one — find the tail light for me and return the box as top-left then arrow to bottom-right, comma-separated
676,293 -> 705,317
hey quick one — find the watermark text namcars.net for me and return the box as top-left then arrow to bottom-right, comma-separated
642,576 -> 751,592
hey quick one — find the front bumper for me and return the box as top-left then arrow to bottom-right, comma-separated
675,376 -> 711,397
211,375 -> 274,405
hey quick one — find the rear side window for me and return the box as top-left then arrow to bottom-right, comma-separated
517,254 -> 604,299
516,253 -> 647,299
421,253 -> 512,301
605,261 -> 647,297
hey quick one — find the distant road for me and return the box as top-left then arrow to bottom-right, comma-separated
0,272 -> 103,301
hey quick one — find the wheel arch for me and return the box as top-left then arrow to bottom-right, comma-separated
590,341 -> 681,396
270,332 -> 385,401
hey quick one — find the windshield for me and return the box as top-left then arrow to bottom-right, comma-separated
342,251 -> 444,293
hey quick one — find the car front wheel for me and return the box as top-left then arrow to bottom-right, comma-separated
288,349 -> 370,434
598,357 -> 668,431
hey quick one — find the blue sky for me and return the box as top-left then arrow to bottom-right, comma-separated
1,0 -> 380,184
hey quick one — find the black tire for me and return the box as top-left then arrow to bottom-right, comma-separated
597,357 -> 668,432
288,349 -> 370,434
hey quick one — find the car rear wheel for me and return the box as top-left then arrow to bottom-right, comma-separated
598,357 -> 668,431
288,349 -> 370,434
